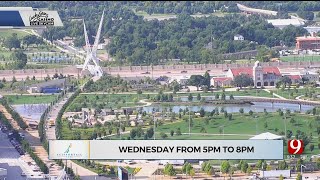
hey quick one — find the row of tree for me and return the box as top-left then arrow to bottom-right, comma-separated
0,98 -> 28,129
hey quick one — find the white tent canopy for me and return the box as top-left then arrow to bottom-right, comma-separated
249,132 -> 283,140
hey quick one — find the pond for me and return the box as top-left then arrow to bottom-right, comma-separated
12,104 -> 49,122
141,101 -> 313,114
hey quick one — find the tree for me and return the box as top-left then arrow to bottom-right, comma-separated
239,108 -> 244,114
170,130 -> 174,136
203,71 -> 211,87
310,144 -> 314,151
297,10 -> 314,21
160,132 -> 168,139
182,162 -> 193,175
199,108 -> 205,117
221,160 -> 231,174
230,94 -> 234,100
188,93 -> 193,101
278,160 -> 288,170
130,129 -> 137,139
164,164 -> 176,176
279,76 -> 292,88
188,75 -> 206,90
221,93 -> 226,100
296,159 -> 303,172
147,128 -> 154,139
241,161 -> 249,173
279,174 -> 284,180
10,50 -> 27,69
249,110 -> 253,116
12,76 -> 17,83
296,173 -> 302,180
4,33 -> 20,51
316,158 -> 320,169
228,113 -> 232,121
197,93 -> 201,101
232,74 -> 254,88
176,128 -> 182,136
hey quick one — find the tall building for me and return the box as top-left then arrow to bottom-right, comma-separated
226,61 -> 281,87
253,61 -> 263,87
296,33 -> 320,50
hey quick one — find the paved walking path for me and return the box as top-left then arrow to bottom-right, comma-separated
45,93 -> 103,178
263,89 -> 286,99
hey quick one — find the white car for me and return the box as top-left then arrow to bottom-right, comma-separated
124,160 -> 134,164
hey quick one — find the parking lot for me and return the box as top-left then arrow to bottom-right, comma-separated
0,124 -> 44,179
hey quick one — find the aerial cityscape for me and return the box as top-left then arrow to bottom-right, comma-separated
2,1 -> 320,180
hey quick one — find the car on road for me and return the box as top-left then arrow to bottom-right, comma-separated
181,70 -> 187,73
124,160 -> 134,164
141,72 -> 150,74
21,172 -> 27,176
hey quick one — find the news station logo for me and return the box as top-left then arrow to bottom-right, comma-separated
29,11 -> 54,26
288,139 -> 304,155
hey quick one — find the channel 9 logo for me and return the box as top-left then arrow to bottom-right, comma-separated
288,139 -> 304,155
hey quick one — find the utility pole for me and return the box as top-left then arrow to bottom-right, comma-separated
189,106 -> 191,136
153,111 -> 156,140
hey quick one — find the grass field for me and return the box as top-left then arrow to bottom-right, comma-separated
0,29 -> 29,39
5,94 -> 58,104
103,112 -> 320,156
67,90 -> 273,112
61,105 -> 320,159
273,87 -> 320,100
280,55 -> 320,62
134,10 -> 233,21
0,50 -> 12,58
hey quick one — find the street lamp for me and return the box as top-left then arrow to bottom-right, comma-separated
189,105 -> 191,136
301,164 -> 306,176
255,107 -> 258,135
153,110 -> 156,140
283,108 -> 287,138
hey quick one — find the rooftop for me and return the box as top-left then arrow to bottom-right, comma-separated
296,36 -> 320,41
212,77 -> 232,82
230,67 -> 281,77
267,19 -> 304,26
249,132 -> 283,140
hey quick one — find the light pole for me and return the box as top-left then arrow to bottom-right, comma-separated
189,105 -> 191,136
283,108 -> 287,138
255,107 -> 258,135
153,110 -> 156,140
301,164 -> 306,176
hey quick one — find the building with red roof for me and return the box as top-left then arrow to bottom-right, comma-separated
210,77 -> 233,87
296,33 -> 320,50
226,61 -> 282,87
285,75 -> 301,84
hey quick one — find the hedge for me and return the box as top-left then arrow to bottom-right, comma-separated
56,89 -> 80,139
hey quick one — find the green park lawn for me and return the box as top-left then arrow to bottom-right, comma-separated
5,94 -> 58,104
280,55 -> 320,62
61,109 -> 320,157
67,90 -> 274,112
274,87 -> 320,100
0,29 -> 29,39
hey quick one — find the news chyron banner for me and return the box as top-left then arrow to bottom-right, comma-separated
49,140 -> 283,160
0,7 -> 63,28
